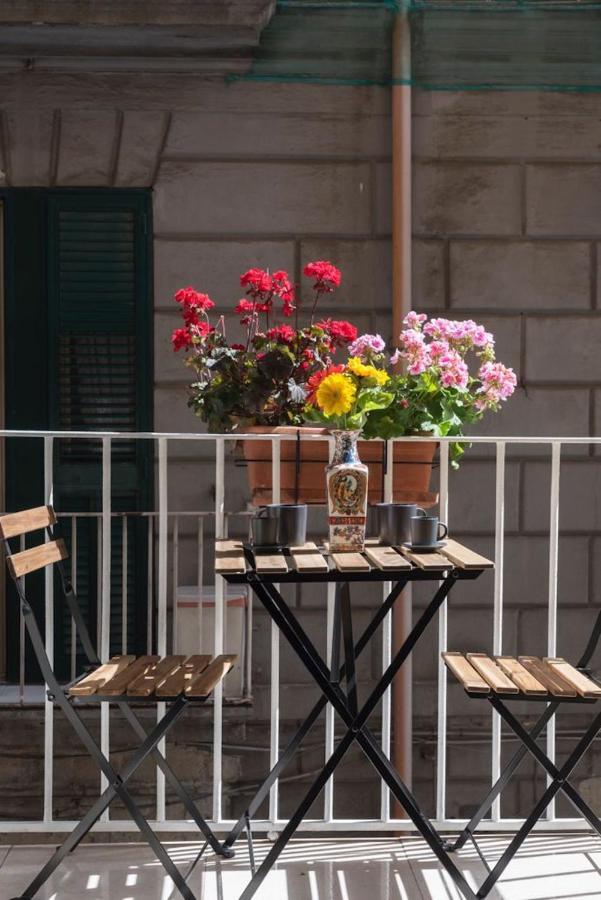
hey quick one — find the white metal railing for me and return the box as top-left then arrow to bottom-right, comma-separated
0,429 -> 599,835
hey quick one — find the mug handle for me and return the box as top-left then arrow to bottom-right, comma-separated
438,522 -> 448,540
416,507 -> 427,517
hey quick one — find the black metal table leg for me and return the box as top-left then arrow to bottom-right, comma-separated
222,578 -> 409,851
237,572 -> 471,900
340,583 -> 358,715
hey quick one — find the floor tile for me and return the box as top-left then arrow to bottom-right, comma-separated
1,837 -> 599,900
405,835 -> 601,900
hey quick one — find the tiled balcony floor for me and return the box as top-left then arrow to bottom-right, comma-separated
1,834 -> 601,899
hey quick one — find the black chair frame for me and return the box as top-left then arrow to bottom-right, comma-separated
3,516 -> 233,900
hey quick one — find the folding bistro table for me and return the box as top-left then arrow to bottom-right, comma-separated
216,536 -> 494,900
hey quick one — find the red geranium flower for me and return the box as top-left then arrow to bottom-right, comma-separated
266,324 -> 296,344
183,306 -> 200,327
272,270 -> 296,306
303,260 -> 342,292
240,268 -> 273,294
235,298 -> 255,315
231,343 -> 245,351
174,287 -> 215,311
305,364 -> 345,404
171,327 -> 191,352
315,319 -> 358,346
272,270 -> 294,297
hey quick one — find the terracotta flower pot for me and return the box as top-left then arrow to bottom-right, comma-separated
241,426 -> 438,506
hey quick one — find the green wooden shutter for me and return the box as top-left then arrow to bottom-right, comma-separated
47,193 -> 153,671
4,189 -> 153,681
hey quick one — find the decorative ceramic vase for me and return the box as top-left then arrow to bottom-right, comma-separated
326,430 -> 368,552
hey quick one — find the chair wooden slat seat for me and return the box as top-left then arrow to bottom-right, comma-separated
443,651 -> 601,703
186,654 -> 237,698
543,657 -> 601,698
441,652 -> 490,694
69,655 -> 137,696
155,654 -> 212,697
466,652 -> 520,694
67,653 -> 236,701
127,655 -> 187,697
494,656 -> 548,695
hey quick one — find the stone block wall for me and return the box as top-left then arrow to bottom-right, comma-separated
410,90 -> 601,818
0,72 -> 600,825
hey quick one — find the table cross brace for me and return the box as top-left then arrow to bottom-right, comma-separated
238,570 -> 478,900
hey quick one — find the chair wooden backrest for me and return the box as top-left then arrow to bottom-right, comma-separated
0,505 -> 68,579
0,504 -> 101,673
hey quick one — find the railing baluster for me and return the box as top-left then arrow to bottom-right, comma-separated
213,436 -> 225,823
381,438 -> 394,822
157,437 -> 168,823
197,516 -> 204,660
100,437 -> 111,821
269,436 -> 281,824
324,434 -> 336,822
71,515 -> 77,680
96,517 -> 102,657
121,514 -> 128,655
436,439 -> 450,822
147,516 -> 153,654
547,441 -> 561,821
19,533 -> 25,704
492,442 -> 506,821
43,436 -> 54,824
172,515 -> 179,654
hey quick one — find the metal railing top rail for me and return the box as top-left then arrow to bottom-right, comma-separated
0,429 -> 600,444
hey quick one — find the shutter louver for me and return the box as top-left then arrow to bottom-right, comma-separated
54,208 -> 139,463
47,195 -> 153,674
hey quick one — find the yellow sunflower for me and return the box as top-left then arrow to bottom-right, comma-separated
316,373 -> 356,417
347,357 -> 390,386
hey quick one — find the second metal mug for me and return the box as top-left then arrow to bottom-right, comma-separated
255,503 -> 307,547
410,515 -> 448,547
378,503 -> 427,546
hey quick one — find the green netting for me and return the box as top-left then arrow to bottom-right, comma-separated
234,0 -> 601,91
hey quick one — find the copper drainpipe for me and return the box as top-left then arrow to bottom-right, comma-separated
391,9 -> 413,812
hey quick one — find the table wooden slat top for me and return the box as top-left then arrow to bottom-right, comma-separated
214,537 -> 494,581
440,539 -> 495,570
399,548 -> 451,571
291,551 -> 329,573
364,545 -> 412,571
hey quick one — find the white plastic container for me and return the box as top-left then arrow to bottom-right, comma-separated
175,585 -> 248,697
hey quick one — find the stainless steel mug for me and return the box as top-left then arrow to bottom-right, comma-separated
379,503 -> 427,546
259,503 -> 308,547
251,508 -> 279,547
410,516 -> 448,547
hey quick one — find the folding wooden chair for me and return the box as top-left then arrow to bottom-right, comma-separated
2,505 -> 236,900
442,636 -> 601,898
